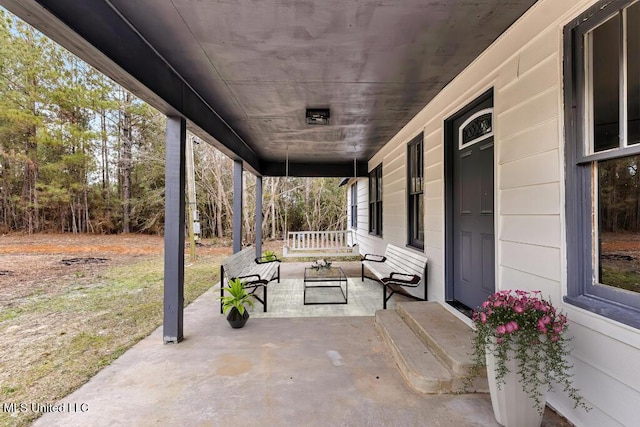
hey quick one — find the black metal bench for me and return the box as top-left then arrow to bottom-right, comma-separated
361,244 -> 428,309
220,247 -> 280,313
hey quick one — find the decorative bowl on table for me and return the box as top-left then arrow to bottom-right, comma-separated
311,259 -> 332,270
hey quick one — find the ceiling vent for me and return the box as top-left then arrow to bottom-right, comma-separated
306,108 -> 330,125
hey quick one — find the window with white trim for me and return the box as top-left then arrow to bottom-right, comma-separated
564,0 -> 640,328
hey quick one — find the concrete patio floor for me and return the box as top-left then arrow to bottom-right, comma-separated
32,262 -> 570,427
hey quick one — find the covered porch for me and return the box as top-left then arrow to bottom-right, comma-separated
4,0 -> 625,425
31,261 -> 569,426
0,0 -> 540,344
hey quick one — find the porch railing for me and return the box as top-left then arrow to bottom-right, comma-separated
283,230 -> 360,258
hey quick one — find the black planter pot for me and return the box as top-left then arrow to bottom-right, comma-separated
226,307 -> 250,328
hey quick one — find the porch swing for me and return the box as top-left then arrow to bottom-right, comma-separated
281,154 -> 360,258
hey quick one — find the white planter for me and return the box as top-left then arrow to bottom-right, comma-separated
485,348 -> 547,427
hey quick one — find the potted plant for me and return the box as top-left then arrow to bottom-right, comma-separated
467,290 -> 589,427
220,278 -> 254,329
262,250 -> 277,262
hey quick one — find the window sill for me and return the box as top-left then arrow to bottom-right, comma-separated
564,294 -> 640,330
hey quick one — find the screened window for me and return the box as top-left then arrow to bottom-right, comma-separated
368,164 -> 382,236
350,183 -> 357,229
408,134 -> 424,249
564,0 -> 640,328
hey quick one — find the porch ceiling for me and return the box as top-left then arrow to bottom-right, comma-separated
0,0 -> 536,176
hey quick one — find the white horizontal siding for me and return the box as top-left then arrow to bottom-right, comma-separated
423,125 -> 445,300
497,89 -> 559,140
501,183 -> 560,215
500,266 -> 562,302
424,210 -> 443,232
499,149 -> 560,189
353,177 -> 385,257
553,356 -> 638,427
499,118 -> 559,164
424,162 -> 441,183
380,136 -> 408,250
425,142 -> 443,167
424,180 -> 443,200
500,240 -> 561,282
499,215 -> 561,248
516,27 -> 561,77
570,323 -> 640,394
499,54 -> 559,112
356,0 -> 640,424
425,249 -> 445,301
385,170 -> 405,194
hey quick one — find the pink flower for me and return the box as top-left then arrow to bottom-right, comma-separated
478,290 -> 569,344
480,312 -> 487,324
537,319 -> 548,332
505,321 -> 518,333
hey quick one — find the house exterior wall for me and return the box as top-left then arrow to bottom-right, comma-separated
351,177 -> 386,257
353,0 -> 640,425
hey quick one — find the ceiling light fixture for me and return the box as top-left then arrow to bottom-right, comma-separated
305,108 -> 330,125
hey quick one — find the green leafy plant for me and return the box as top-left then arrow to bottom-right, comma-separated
467,290 -> 589,414
263,250 -> 277,262
219,278 -> 254,315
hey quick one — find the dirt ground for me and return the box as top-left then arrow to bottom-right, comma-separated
0,233 -> 235,306
0,233 -> 287,305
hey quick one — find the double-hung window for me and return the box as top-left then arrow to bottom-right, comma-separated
564,0 -> 640,328
368,164 -> 382,236
407,134 -> 424,249
350,183 -> 357,229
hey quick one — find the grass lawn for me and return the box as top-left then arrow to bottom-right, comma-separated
0,252 -> 221,427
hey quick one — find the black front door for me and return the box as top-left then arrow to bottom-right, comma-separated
450,95 -> 495,310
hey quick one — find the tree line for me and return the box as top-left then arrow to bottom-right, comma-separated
0,11 -> 346,239
598,155 -> 640,233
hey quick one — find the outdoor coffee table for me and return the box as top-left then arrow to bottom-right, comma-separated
303,266 -> 348,305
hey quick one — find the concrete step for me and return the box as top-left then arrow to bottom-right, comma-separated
397,301 -> 476,376
374,309 -> 454,394
375,301 -> 488,395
